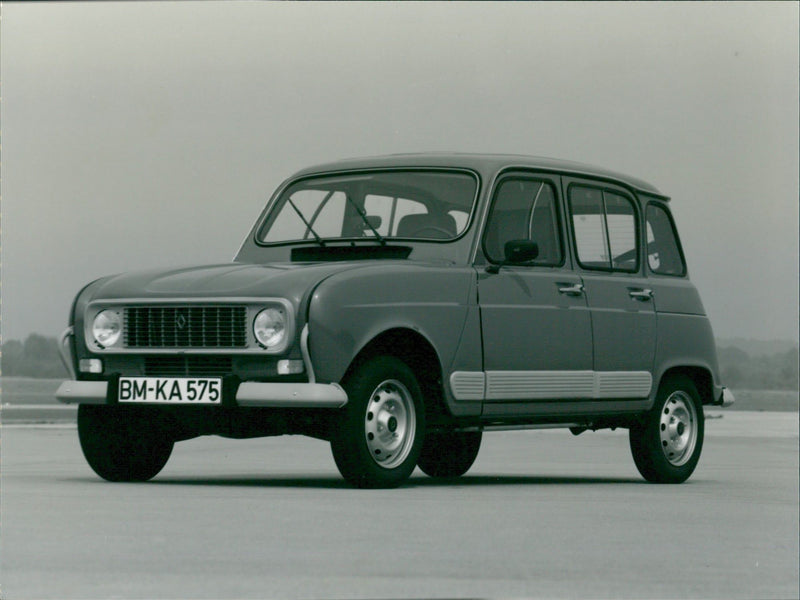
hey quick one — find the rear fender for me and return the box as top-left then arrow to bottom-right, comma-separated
653,312 -> 723,405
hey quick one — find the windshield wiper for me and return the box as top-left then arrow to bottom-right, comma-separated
286,197 -> 325,246
345,195 -> 386,246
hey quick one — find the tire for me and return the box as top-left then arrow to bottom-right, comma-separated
330,356 -> 426,488
629,375 -> 704,483
78,404 -> 174,482
417,431 -> 482,478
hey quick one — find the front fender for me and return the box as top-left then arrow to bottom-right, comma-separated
306,264 -> 476,386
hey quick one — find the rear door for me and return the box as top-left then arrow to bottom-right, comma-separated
564,178 -> 655,398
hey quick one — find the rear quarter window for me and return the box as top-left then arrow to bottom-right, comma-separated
646,203 -> 686,276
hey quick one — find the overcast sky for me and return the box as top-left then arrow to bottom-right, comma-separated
1,1 -> 798,343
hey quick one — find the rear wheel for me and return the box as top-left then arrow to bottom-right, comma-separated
417,431 -> 482,478
78,405 -> 174,482
629,375 -> 704,483
330,356 -> 426,488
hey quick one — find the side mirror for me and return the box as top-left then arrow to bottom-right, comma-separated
504,239 -> 539,263
486,239 -> 539,274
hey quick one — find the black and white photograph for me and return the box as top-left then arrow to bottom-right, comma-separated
1,2 -> 798,599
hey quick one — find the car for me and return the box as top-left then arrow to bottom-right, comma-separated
56,153 -> 734,488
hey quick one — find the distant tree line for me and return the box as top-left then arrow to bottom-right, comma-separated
2,334 -> 68,378
717,345 -> 798,391
1,334 -> 798,390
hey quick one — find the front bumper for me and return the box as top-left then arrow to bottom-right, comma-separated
56,324 -> 348,409
56,379 -> 348,409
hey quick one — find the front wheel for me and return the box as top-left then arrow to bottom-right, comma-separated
330,356 -> 426,488
629,375 -> 704,483
78,405 -> 174,482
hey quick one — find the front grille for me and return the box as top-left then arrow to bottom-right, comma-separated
144,356 -> 233,377
124,306 -> 248,348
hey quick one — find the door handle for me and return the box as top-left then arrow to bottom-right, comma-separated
629,288 -> 653,301
558,283 -> 584,296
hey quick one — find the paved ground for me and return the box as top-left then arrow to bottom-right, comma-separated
1,412 -> 797,599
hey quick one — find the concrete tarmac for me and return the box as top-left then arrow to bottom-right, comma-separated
1,412 -> 797,599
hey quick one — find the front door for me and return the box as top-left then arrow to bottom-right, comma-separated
476,173 -> 594,410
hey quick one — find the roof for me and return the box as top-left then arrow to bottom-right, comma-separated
290,152 -> 665,196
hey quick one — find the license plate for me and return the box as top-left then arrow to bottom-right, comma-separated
118,377 -> 222,404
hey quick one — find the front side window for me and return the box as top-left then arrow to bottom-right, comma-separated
483,178 -> 564,266
569,185 -> 639,272
259,170 -> 478,244
646,203 -> 686,276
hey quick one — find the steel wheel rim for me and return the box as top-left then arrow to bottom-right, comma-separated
659,391 -> 698,466
364,379 -> 416,469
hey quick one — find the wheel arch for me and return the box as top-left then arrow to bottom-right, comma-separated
341,327 -> 449,422
656,365 -> 714,405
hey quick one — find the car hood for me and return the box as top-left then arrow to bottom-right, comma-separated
85,262 -> 371,305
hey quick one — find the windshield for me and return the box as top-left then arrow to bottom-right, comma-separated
258,170 -> 478,245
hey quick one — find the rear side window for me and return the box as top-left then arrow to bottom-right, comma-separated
569,185 -> 639,272
646,203 -> 686,276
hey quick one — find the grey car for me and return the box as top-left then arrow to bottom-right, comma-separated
57,153 -> 734,488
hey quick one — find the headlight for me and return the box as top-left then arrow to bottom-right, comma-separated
253,307 -> 287,349
92,309 -> 122,348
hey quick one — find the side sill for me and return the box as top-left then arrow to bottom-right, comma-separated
481,399 -> 652,418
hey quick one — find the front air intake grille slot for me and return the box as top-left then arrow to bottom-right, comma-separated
124,306 -> 248,349
143,356 -> 233,377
